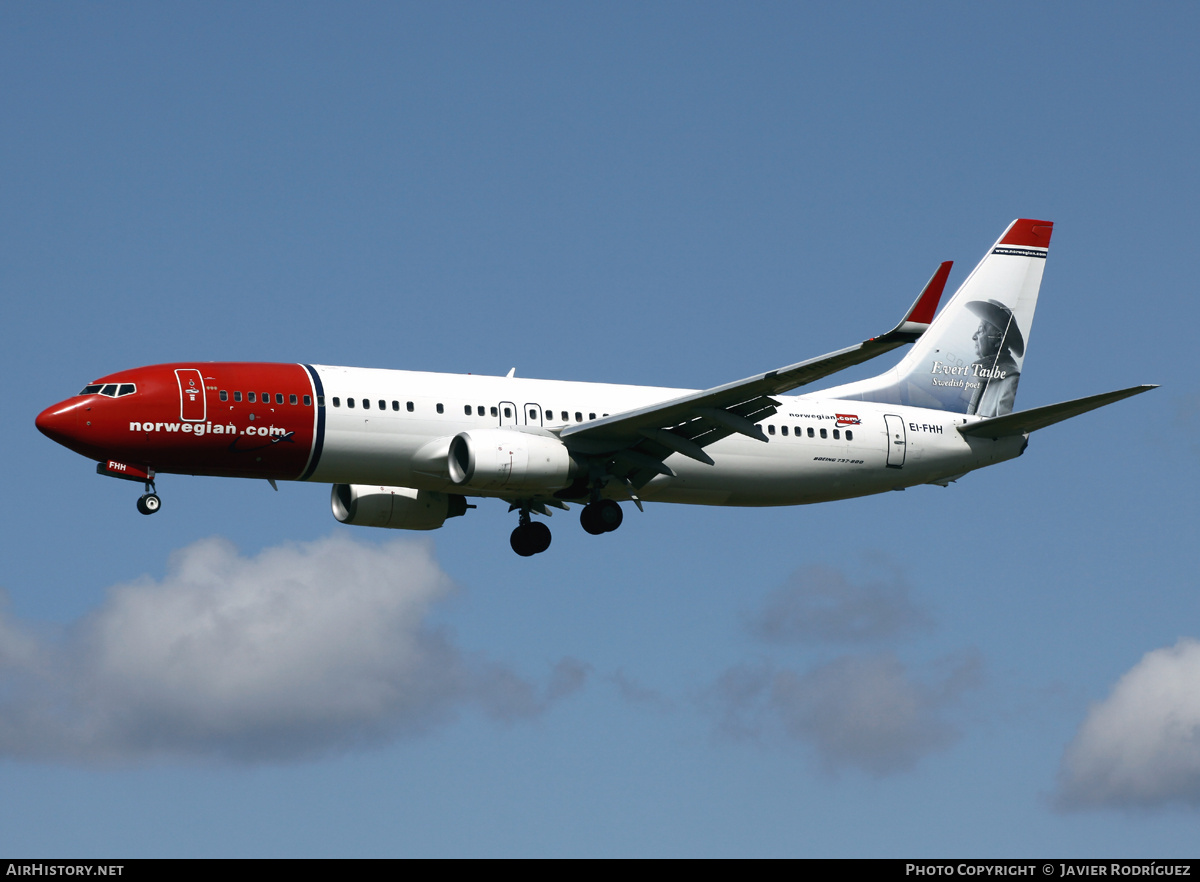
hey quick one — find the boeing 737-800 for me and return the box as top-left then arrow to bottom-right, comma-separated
36,219 -> 1154,555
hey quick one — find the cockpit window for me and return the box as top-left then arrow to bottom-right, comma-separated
79,383 -> 136,398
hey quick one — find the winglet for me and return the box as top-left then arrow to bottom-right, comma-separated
876,260 -> 952,343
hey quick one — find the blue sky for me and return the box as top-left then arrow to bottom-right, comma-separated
2,2 -> 1197,857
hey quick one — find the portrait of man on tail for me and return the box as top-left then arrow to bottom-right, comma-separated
965,298 -> 1023,418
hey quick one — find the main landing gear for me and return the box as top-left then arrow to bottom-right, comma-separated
510,510 -> 552,557
580,499 -> 623,535
508,498 -> 626,557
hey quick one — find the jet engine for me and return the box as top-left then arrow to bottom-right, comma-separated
447,428 -> 576,493
331,484 -> 468,531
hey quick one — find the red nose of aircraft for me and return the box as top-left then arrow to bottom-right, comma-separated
36,398 -> 77,444
36,399 -> 86,450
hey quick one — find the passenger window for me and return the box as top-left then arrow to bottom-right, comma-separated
289,394 -> 297,405
436,403 -> 444,414
768,425 -> 776,435
781,426 -> 788,436
248,392 -> 256,403
490,406 -> 497,417
276,394 -> 284,404
392,401 -> 399,411
795,426 -> 801,436
561,411 -> 569,421
362,399 -> 370,410
529,409 -> 537,421
332,397 -> 341,407
820,428 -> 827,439
575,412 -> 582,422
377,400 -> 384,410
833,429 -> 840,440
262,393 -> 268,402
478,406 -> 485,416
846,430 -> 853,441
589,413 -> 596,420
465,405 -> 472,415
234,391 -> 243,402
220,390 -> 228,402
304,395 -> 312,406
349,398 -> 356,408
807,427 -> 814,438
545,410 -> 552,420
407,401 -> 414,412
503,407 -> 511,418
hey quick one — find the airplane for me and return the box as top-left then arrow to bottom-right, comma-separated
36,219 -> 1155,556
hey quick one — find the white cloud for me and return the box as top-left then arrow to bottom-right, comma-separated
708,652 -> 981,776
0,534 -> 583,763
747,562 -> 931,644
1057,638 -> 1200,809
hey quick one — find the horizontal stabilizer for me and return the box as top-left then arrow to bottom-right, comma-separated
957,385 -> 1157,439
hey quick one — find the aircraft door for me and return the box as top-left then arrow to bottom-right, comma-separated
176,368 -> 207,423
884,414 -> 906,468
498,401 -> 517,427
523,403 -> 543,426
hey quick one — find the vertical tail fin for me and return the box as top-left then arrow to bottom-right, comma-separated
824,219 -> 1053,417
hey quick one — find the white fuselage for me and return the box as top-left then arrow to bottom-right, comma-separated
307,365 -> 1025,506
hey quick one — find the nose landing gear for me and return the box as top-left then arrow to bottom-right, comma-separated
96,462 -> 162,516
136,476 -> 161,515
136,491 -> 162,515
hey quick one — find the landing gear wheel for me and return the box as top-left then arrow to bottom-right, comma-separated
137,493 -> 161,515
595,499 -> 623,532
510,526 -> 536,556
510,521 -> 552,556
580,505 -> 605,535
581,500 -> 622,534
528,521 -> 551,553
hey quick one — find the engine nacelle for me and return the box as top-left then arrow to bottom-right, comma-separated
447,428 -> 576,493
331,484 -> 468,531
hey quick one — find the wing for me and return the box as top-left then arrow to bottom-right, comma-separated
558,262 -> 953,492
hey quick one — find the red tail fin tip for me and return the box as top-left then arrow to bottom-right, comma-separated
999,219 -> 1053,248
